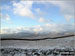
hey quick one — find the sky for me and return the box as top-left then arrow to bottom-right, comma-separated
0,0 -> 75,34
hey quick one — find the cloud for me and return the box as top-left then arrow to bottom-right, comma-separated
1,26 -> 42,34
33,25 -> 43,34
64,14 -> 73,21
49,1 -> 74,21
1,27 -> 32,34
35,8 -> 41,13
13,1 -> 34,19
38,0 -> 74,21
1,0 -> 74,35
1,23 -> 74,34
1,27 -> 12,34
39,17 -> 49,23
47,23 -> 74,33
0,13 -> 12,24
35,8 -> 47,18
33,23 -> 74,34
35,8 -> 46,15
45,23 -> 64,33
1,5 -> 11,10
0,14 -> 10,21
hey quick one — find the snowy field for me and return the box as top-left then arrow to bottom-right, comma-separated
1,36 -> 75,49
0,36 -> 75,56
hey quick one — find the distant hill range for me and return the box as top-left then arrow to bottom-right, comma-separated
0,31 -> 75,41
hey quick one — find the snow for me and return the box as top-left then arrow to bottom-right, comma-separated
1,36 -> 75,49
0,36 -> 75,56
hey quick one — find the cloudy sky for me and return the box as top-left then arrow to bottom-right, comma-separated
1,0 -> 75,34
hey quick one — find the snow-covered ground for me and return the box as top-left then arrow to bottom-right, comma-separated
1,36 -> 75,49
0,36 -> 75,56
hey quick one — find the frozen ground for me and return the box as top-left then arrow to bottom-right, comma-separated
1,36 -> 75,49
0,36 -> 75,56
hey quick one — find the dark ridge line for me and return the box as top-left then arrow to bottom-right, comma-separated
1,35 -> 75,41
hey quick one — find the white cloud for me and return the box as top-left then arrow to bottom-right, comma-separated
39,17 -> 49,23
35,8 -> 41,13
33,25 -> 43,34
38,0 -> 74,21
32,23 -> 74,34
1,27 -> 12,34
1,23 -> 74,34
49,1 -> 74,21
35,8 -> 47,17
1,5 -> 10,10
5,14 -> 10,21
33,23 -> 74,34
0,13 -> 12,24
13,1 -> 34,19
33,28 -> 43,34
1,27 -> 32,34
0,14 -> 10,21
45,23 -> 65,33
64,14 -> 73,22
